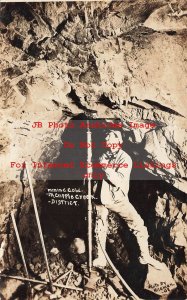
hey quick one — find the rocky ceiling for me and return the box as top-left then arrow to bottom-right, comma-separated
0,1 -> 187,111
0,1 -> 186,190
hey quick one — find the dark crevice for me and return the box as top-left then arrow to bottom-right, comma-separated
2,67 -> 23,78
38,36 -> 49,46
9,35 -> 23,49
166,31 -> 177,36
120,26 -> 157,40
144,99 -> 184,117
0,4 -> 15,25
16,3 -> 35,22
78,11 -> 86,24
54,13 -> 75,38
4,215 -> 12,268
98,94 -> 118,110
9,285 -> 28,300
52,99 -> 60,107
15,170 -> 26,224
17,80 -> 28,96
67,2 -> 75,10
67,87 -> 88,110
56,18 -> 69,34
22,3 -> 53,34
27,42 -> 41,58
0,28 -> 8,34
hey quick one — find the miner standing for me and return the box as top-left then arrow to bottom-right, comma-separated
93,130 -> 164,270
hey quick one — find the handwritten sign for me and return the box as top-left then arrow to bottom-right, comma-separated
46,188 -> 96,206
144,264 -> 177,296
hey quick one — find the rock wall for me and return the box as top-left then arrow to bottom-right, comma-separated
0,1 -> 187,298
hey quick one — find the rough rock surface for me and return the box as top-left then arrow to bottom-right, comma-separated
0,1 -> 187,299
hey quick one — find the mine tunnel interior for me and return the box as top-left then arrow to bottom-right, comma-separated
1,114 -> 186,299
35,114 -> 186,299
0,1 -> 187,299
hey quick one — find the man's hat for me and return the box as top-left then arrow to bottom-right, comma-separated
106,130 -> 123,144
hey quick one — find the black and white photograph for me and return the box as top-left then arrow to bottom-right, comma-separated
0,1 -> 187,299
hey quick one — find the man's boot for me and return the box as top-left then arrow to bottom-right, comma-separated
136,233 -> 165,270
